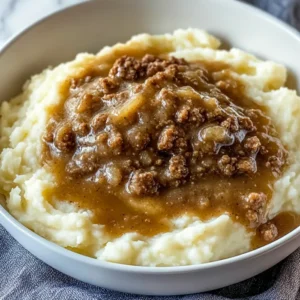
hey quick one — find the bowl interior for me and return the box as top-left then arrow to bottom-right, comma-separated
1,0 -> 300,271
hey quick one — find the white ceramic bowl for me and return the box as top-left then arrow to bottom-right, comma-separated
1,0 -> 300,295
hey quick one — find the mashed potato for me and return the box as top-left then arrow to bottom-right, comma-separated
1,29 -> 300,266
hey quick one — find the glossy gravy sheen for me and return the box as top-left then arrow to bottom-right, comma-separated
42,54 -> 299,248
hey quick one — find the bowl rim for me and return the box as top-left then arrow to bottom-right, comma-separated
2,203 -> 300,273
0,0 -> 300,273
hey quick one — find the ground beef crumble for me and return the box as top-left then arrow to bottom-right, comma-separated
128,170 -> 159,196
259,222 -> 278,242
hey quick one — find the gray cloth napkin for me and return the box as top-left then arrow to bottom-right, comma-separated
1,0 -> 300,299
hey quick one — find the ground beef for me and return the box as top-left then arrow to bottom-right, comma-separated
125,125 -> 151,151
244,192 -> 267,228
76,93 -> 102,114
54,124 -> 76,152
221,116 -> 239,132
175,105 -> 189,123
46,54 -> 287,195
244,136 -> 261,154
157,125 -> 185,151
217,155 -> 237,176
49,55 -> 286,179
259,222 -> 278,242
109,54 -> 186,81
44,54 -> 288,238
107,126 -> 123,154
239,117 -> 255,131
128,170 -> 159,196
169,155 -> 189,179
109,56 -> 142,80
99,77 -> 119,93
73,121 -> 90,136
266,155 -> 286,176
236,158 -> 257,175
92,113 -> 108,132
189,107 -> 206,125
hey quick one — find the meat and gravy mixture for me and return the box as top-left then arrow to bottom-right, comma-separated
2,29 -> 300,265
43,54 -> 289,246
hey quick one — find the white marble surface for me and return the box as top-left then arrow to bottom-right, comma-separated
0,0 -> 87,47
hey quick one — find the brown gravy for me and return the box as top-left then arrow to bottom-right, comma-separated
42,54 -> 299,248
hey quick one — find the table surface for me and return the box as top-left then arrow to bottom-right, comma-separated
0,0 -> 87,47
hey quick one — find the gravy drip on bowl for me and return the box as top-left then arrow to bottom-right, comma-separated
42,54 -> 294,247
